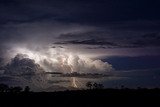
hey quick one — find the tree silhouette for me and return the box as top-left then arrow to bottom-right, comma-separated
86,82 -> 92,89
86,82 -> 104,89
9,86 -> 23,93
121,85 -> 125,89
93,83 -> 104,89
97,83 -> 104,89
0,84 -> 9,92
0,84 -> 30,93
93,83 -> 98,89
24,86 -> 30,92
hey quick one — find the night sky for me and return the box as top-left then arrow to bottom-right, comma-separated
0,0 -> 160,90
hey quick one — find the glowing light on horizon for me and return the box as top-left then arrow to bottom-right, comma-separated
71,77 -> 78,88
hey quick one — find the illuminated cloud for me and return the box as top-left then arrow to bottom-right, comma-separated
9,47 -> 113,74
40,54 -> 113,73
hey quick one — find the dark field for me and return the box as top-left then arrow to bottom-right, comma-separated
0,89 -> 160,106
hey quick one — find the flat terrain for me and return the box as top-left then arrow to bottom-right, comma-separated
0,89 -> 160,106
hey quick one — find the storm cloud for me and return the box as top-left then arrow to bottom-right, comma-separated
0,0 -> 160,73
0,0 -> 160,91
4,54 -> 44,75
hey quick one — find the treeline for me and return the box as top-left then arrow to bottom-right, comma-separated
86,82 -> 104,89
0,84 -> 30,93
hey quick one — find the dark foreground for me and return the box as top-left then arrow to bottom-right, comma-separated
0,89 -> 160,106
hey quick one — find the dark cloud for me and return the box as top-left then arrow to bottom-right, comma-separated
4,54 -> 44,75
51,46 -> 64,49
132,33 -> 160,47
1,0 -> 160,91
0,0 -> 160,25
142,32 -> 160,39
86,46 -> 107,49
53,19 -> 160,49
0,0 -> 160,59
54,39 -> 117,46
54,32 -> 160,48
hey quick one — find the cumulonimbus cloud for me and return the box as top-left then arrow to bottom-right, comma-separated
4,54 -> 45,75
6,47 -> 113,74
40,54 -> 113,73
